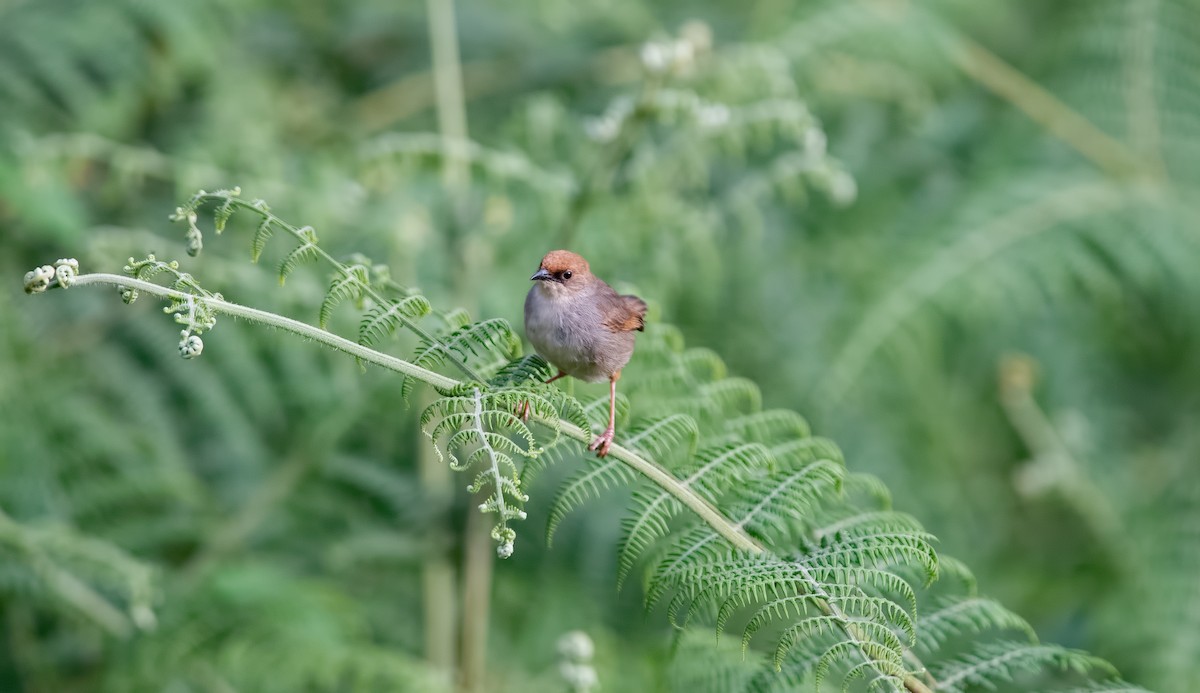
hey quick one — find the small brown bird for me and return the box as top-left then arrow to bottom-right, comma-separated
524,250 -> 646,457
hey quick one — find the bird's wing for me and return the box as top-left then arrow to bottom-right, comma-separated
600,288 -> 647,333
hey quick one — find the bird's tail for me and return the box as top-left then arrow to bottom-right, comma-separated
621,295 -> 647,332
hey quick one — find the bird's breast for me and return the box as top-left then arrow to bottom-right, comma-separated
524,287 -> 630,382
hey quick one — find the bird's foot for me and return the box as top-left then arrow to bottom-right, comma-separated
515,400 -> 532,422
588,426 -> 615,458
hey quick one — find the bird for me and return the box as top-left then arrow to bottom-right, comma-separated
524,250 -> 646,457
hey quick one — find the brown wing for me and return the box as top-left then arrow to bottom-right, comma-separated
601,292 -> 646,333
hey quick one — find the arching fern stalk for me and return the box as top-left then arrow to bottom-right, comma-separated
20,192 -> 1149,693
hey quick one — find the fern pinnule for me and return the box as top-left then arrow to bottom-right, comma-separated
319,264 -> 370,329
489,354 -> 555,388
277,226 -> 319,284
796,528 -> 938,586
929,641 -> 1118,693
250,216 -> 274,262
357,295 -> 435,348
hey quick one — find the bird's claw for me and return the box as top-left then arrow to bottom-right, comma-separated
588,426 -> 615,457
515,400 -> 532,422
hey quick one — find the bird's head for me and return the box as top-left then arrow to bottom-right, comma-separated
531,250 -> 592,298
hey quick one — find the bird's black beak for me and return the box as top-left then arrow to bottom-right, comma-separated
531,268 -> 552,282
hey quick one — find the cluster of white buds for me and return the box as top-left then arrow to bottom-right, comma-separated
23,265 -> 55,294
24,258 -> 80,294
557,631 -> 598,693
178,331 -> 204,359
639,19 -> 713,76
492,525 -> 518,559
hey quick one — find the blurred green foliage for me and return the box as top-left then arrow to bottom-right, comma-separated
2,0 -> 1197,691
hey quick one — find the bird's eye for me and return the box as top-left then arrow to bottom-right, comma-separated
562,270 -> 573,280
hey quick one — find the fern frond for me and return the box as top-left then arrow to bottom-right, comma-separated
357,295 -> 435,349
420,387 -> 553,557
796,527 -> 938,586
930,642 -> 1118,693
618,443 -> 774,585
545,415 -> 699,545
402,319 -> 521,398
0,510 -> 156,637
726,458 -> 846,545
361,132 -> 577,196
489,353 -> 555,388
648,545 -> 922,692
914,596 -> 1036,656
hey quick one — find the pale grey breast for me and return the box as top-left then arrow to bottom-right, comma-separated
524,282 -> 636,383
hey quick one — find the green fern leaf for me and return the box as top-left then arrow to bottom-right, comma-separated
400,319 -> 521,399
277,227 -> 319,285
250,217 -> 274,262
930,642 -> 1118,693
357,295 -> 435,349
545,414 -> 699,546
618,442 -> 773,585
319,265 -> 370,329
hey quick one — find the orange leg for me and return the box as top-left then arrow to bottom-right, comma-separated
588,371 -> 619,457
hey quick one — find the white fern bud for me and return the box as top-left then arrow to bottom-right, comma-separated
557,630 -> 595,661
54,258 -> 79,287
23,265 -> 56,294
640,41 -> 670,74
558,631 -> 598,692
178,332 -> 204,359
559,663 -> 598,693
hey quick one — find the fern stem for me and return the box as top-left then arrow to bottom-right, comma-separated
192,194 -> 487,383
69,274 -> 461,390
938,30 -> 1150,179
58,272 -> 935,693
0,510 -> 132,638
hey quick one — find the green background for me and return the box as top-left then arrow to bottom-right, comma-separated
1,0 -> 1197,691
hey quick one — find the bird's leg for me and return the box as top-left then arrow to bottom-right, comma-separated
588,372 -> 619,457
517,370 -> 568,421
